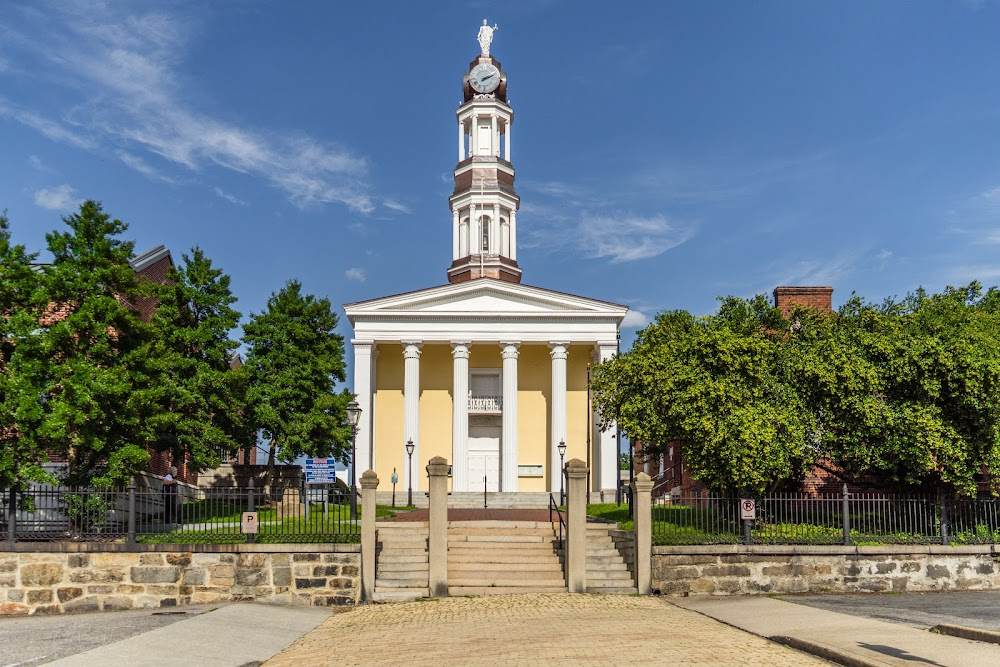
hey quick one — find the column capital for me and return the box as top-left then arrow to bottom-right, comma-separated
351,339 -> 376,349
549,342 -> 569,360
500,341 -> 520,358
402,341 -> 423,359
451,341 -> 471,359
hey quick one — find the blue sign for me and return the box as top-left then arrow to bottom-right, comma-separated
305,458 -> 338,483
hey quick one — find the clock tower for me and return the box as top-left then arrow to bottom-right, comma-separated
447,28 -> 521,284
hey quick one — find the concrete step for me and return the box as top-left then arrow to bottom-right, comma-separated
586,563 -> 629,574
371,590 -> 427,603
448,577 -> 565,588
377,521 -> 428,529
585,586 -> 638,595
586,572 -> 634,582
448,527 -> 555,536
377,562 -> 430,573
448,542 -> 555,552
447,520 -> 556,529
448,568 -> 564,581
448,586 -> 568,595
375,577 -> 429,588
377,548 -> 428,557
448,534 -> 545,543
449,562 -> 562,573
449,553 -> 562,564
378,539 -> 427,549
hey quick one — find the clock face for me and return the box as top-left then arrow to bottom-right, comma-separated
470,63 -> 501,93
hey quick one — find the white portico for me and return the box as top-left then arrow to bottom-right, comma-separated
344,22 -> 627,499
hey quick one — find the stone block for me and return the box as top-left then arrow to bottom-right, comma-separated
761,564 -> 794,576
116,584 -> 145,594
209,565 -> 236,582
273,568 -> 291,587
656,566 -> 699,581
0,574 -> 14,588
58,587 -> 84,602
341,565 -> 359,577
130,567 -> 181,584
235,568 -> 267,587
293,566 -> 311,577
322,554 -> 355,564
328,577 -> 354,589
926,564 -> 950,579
312,565 -> 339,577
147,585 -> 180,595
103,596 -> 134,611
87,585 -> 114,594
237,554 -> 266,568
20,563 -> 63,587
978,562 -> 995,575
701,564 -> 751,578
70,568 -> 126,584
91,554 -> 138,568
312,594 -> 354,606
67,555 -> 90,569
27,589 -> 53,604
33,604 -> 61,615
0,560 -> 17,573
272,554 -> 290,566
179,585 -> 193,595
0,603 -> 29,616
140,554 -> 165,566
891,576 -> 909,591
63,596 -> 100,613
292,554 -> 319,562
166,553 -> 192,567
688,578 -> 715,594
158,598 -> 178,607
859,579 -> 889,592
182,568 -> 207,586
295,578 -> 326,588
875,562 -> 898,574
7,589 -> 23,602
191,591 -> 224,604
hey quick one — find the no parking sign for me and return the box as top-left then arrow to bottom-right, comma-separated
740,499 -> 756,521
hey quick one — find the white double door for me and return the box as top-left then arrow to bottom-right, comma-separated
467,424 -> 501,492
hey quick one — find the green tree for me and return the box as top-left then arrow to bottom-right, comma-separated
28,201 -> 158,486
243,280 -> 352,480
148,246 -> 249,471
0,212 -> 55,493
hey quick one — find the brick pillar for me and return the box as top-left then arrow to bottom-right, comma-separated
566,458 -> 589,593
631,472 -> 653,595
427,456 -> 450,598
360,469 -> 379,602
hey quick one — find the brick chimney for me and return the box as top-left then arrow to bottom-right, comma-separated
773,286 -> 834,316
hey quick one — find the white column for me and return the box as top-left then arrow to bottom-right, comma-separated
451,342 -> 470,492
471,112 -> 478,155
403,342 -> 422,492
500,342 -> 520,492
369,345 -> 379,472
504,119 -> 511,161
492,204 -> 500,255
458,118 -> 465,161
549,342 -> 568,492
352,340 -> 374,484
452,208 -> 460,260
595,342 -> 618,494
509,210 -> 517,261
491,114 -> 498,157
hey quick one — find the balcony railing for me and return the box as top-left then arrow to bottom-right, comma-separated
469,395 -> 502,413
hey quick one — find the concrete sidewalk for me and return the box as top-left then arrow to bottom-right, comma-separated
45,604 -> 332,667
674,595 -> 1000,667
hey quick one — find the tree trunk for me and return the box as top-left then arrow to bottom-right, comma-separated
265,440 -> 277,499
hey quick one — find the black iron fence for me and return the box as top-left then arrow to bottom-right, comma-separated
652,491 -> 1000,546
1,481 -> 360,545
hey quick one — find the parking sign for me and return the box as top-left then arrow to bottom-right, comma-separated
740,499 -> 756,521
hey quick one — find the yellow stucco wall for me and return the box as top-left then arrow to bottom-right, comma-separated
372,341 -> 593,493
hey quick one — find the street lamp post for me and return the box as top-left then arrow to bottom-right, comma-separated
405,439 -> 415,507
345,399 -> 362,521
558,439 -> 567,507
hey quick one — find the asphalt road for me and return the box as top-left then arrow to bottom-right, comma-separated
781,590 -> 1000,632
0,604 -> 221,667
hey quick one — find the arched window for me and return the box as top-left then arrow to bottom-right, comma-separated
479,215 -> 491,252
459,218 -> 470,256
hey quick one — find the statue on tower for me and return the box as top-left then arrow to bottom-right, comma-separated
477,20 -> 498,57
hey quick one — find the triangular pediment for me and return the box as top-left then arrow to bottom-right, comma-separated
344,279 -> 626,320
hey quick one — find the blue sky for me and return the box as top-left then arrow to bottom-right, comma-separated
3,0 -> 1000,370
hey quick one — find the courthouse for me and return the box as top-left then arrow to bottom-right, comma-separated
344,25 -> 627,500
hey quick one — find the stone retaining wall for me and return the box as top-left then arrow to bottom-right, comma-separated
652,545 -> 1000,596
0,544 -> 360,616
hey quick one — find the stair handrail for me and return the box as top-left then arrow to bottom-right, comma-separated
548,493 -> 567,550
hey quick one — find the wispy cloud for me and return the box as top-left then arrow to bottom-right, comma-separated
214,187 -> 247,207
383,200 -> 412,214
34,184 -> 79,211
2,3 -> 374,213
581,213 -> 696,263
27,155 -> 46,171
119,152 -> 175,184
345,267 -> 367,282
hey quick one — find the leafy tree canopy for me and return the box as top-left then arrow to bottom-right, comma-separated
593,284 -> 1000,497
243,280 -> 352,472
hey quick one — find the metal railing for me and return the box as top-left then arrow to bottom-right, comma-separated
549,493 -> 566,551
1,481 -> 360,545
468,395 -> 502,412
652,491 -> 1000,546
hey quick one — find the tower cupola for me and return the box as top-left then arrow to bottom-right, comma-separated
447,20 -> 521,284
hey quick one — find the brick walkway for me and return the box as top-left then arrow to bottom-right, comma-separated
263,594 -> 831,666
